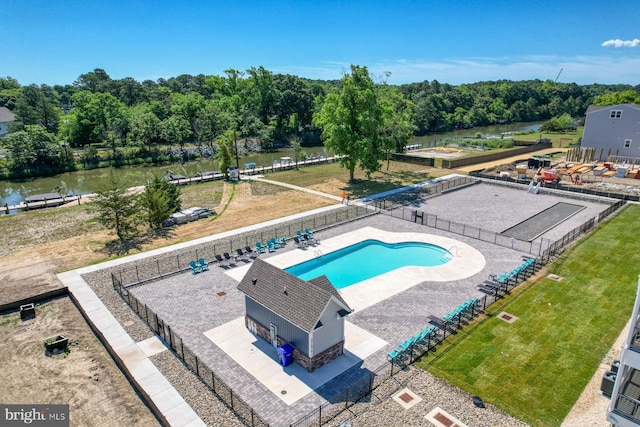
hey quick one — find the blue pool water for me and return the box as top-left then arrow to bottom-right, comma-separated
284,239 -> 452,289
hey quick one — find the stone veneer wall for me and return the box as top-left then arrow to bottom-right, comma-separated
245,315 -> 345,372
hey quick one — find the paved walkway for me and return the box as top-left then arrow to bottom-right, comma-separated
57,268 -> 206,427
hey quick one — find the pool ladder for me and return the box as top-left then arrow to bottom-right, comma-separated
314,249 -> 323,259
441,246 -> 458,261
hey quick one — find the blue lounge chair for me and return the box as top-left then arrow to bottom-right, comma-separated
276,237 -> 286,246
266,240 -> 276,252
189,260 -> 202,274
198,258 -> 209,271
304,228 -> 316,240
256,242 -> 266,253
269,237 -> 280,249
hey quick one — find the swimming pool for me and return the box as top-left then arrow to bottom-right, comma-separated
284,239 -> 452,289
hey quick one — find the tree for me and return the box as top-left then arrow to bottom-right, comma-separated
74,68 -> 113,93
378,86 -> 416,169
70,91 -> 128,145
2,125 -> 67,173
129,109 -> 161,151
91,170 -> 140,241
313,65 -> 385,181
14,84 -> 61,133
289,135 -> 304,169
215,130 -> 235,179
593,90 -> 640,106
140,175 -> 181,229
540,114 -> 574,132
160,115 -> 192,149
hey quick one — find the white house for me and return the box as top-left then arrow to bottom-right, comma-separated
0,106 -> 15,136
582,104 -> 640,162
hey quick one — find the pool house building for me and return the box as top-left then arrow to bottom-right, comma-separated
237,258 -> 353,372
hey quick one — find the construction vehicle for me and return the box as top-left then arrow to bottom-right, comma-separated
534,168 -> 561,184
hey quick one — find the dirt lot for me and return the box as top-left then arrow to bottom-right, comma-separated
0,297 -> 159,426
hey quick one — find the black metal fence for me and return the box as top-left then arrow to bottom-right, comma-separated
382,205 -> 552,255
379,183 -> 625,256
112,274 -> 270,427
113,203 -> 376,288
470,171 -> 640,202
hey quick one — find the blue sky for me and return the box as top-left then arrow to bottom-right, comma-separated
3,0 -> 639,86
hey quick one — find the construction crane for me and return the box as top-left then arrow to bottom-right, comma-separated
555,68 -> 563,82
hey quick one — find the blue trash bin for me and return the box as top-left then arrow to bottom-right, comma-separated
277,344 -> 294,367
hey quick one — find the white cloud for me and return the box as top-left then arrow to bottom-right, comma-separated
278,55 -> 640,85
602,39 -> 640,48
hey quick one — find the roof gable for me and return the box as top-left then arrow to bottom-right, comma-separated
237,258 -> 352,333
0,106 -> 16,123
309,275 -> 350,308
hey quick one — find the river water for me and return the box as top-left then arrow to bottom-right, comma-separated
0,122 -> 541,207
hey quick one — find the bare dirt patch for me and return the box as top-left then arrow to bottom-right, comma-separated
410,147 -> 467,159
0,297 -> 158,426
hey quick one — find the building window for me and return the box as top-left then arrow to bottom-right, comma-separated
610,110 -> 622,119
625,139 -> 632,148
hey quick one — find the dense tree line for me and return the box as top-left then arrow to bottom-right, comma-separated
0,68 -> 638,178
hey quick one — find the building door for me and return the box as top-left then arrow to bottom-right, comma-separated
269,323 -> 278,347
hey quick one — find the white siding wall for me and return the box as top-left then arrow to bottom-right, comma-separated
310,300 -> 345,356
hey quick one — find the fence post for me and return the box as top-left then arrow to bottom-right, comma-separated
136,265 -> 140,283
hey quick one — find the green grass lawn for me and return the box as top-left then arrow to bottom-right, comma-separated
418,204 -> 640,426
267,160 -> 446,198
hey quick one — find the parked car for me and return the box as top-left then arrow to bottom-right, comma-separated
162,207 -> 216,227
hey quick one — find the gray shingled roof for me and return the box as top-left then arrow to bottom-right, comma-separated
0,107 -> 15,123
586,103 -> 640,114
237,258 -> 352,333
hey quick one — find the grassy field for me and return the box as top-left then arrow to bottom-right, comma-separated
418,204 -> 640,426
267,160 -> 448,197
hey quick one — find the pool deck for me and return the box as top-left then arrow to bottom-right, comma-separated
63,180 -> 616,427
226,227 -> 486,312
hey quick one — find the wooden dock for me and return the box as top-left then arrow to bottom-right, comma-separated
2,195 -> 81,214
